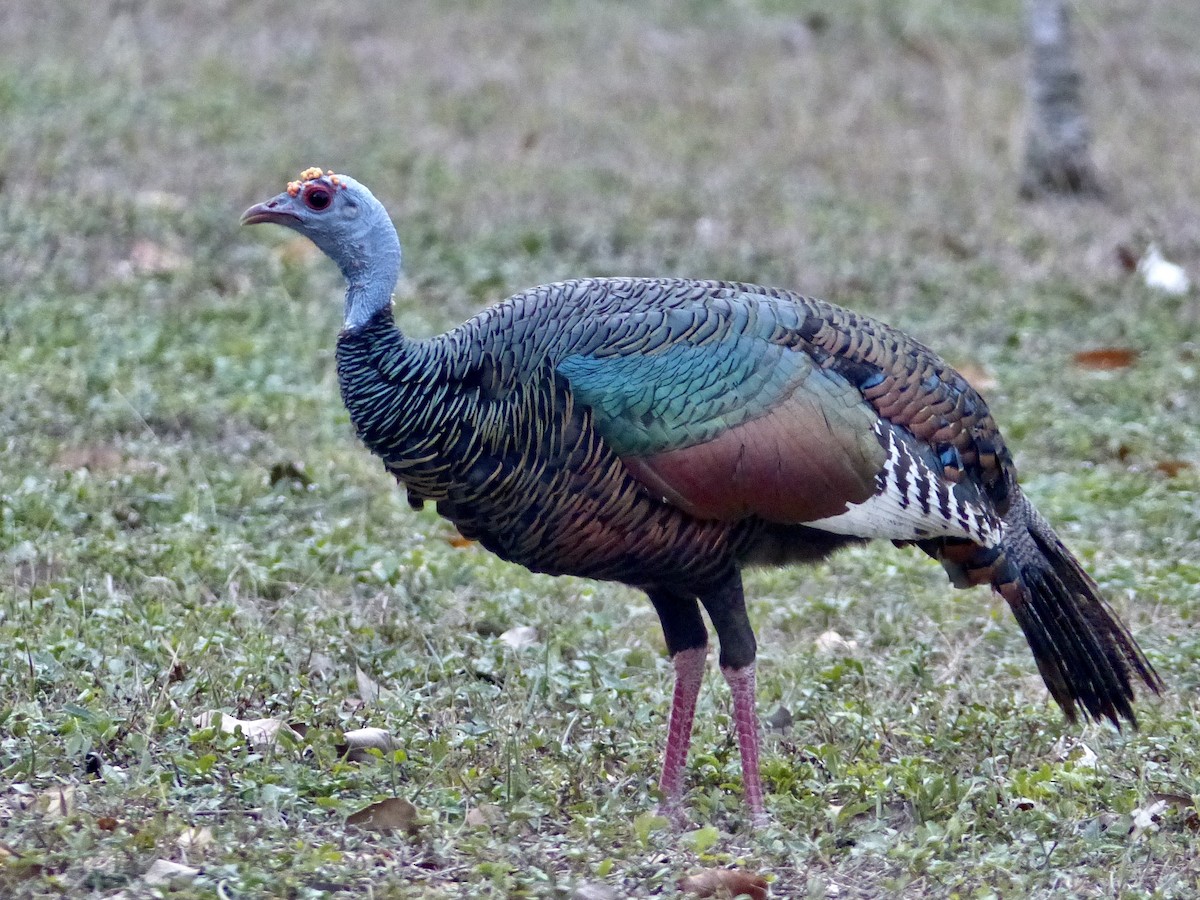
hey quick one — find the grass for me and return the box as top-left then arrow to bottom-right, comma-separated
2,0 -> 1199,896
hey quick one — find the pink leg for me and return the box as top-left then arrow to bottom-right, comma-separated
721,662 -> 766,822
658,645 -> 708,819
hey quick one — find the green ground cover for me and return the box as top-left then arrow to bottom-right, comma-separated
2,2 -> 1197,896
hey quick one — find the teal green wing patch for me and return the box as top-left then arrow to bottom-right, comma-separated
554,321 -> 883,458
558,335 -> 886,521
557,332 -> 802,457
553,291 -> 889,522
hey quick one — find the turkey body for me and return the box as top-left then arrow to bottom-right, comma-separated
337,279 -> 892,588
244,171 -> 1161,823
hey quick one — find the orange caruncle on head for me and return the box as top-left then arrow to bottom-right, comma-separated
287,167 -> 345,197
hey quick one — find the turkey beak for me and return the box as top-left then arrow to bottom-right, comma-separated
240,193 -> 302,227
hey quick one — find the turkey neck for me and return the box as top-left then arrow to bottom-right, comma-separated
335,308 -> 454,498
328,192 -> 402,331
333,195 -> 441,485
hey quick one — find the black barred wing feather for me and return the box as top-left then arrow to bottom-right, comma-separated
792,302 -> 1016,515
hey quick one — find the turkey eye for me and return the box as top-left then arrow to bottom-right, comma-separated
305,188 -> 331,210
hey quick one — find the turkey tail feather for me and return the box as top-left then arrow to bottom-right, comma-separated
990,498 -> 1162,726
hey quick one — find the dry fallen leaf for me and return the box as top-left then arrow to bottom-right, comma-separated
446,533 -> 475,549
1140,792 -> 1200,832
142,858 -> 200,887
678,868 -> 769,900
32,786 -> 76,819
815,630 -> 857,655
356,666 -> 390,705
177,826 -> 213,853
339,727 -> 398,762
500,625 -> 539,650
193,712 -> 296,747
1072,347 -> 1138,370
464,803 -> 504,829
1148,791 -> 1197,809
1155,459 -> 1193,478
346,797 -> 420,835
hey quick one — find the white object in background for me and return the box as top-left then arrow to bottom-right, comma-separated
1138,243 -> 1191,295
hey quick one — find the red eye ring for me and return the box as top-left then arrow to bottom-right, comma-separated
304,186 -> 332,211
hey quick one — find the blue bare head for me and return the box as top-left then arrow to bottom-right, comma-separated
242,168 -> 402,329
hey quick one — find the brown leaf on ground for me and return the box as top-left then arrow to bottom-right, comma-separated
678,868 -> 769,899
446,533 -> 475,548
1155,459 -> 1193,478
1149,791 -> 1197,809
1072,347 -> 1138,370
346,797 -> 420,835
54,445 -> 124,472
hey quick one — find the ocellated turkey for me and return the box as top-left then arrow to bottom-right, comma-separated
242,168 -> 1161,822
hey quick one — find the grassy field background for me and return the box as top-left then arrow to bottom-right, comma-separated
2,0 -> 1199,896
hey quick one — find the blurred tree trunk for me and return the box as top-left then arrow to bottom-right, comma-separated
1019,0 -> 1103,198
